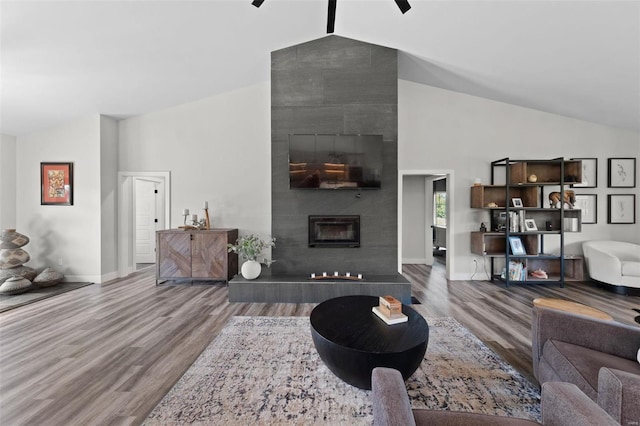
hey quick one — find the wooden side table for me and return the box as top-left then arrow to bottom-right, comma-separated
533,298 -> 613,321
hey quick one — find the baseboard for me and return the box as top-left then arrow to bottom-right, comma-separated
63,274 -> 101,283
101,271 -> 119,283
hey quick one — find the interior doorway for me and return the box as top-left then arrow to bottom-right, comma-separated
118,171 -> 171,278
399,170 -> 454,280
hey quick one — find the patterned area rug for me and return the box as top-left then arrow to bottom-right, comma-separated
146,316 -> 540,425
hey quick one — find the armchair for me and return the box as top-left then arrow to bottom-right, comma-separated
532,306 -> 640,424
371,367 -> 619,425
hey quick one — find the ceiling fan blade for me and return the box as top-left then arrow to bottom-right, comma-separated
394,0 -> 411,14
327,0 -> 337,33
252,0 -> 265,7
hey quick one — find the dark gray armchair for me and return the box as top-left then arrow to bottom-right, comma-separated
532,306 -> 640,425
371,367 -> 619,426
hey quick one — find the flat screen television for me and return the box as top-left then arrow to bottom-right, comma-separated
289,134 -> 383,189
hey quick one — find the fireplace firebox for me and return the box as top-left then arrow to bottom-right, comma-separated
309,215 -> 360,248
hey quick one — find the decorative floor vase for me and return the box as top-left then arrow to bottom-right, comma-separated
241,260 -> 261,280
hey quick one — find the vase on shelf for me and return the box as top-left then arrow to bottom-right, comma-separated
241,260 -> 262,280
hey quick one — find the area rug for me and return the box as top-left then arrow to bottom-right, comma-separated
145,316 -> 541,425
0,282 -> 93,313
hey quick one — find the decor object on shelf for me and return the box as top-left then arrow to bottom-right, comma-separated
227,234 -> 276,280
40,162 -> 73,205
479,222 -> 487,232
512,197 -> 523,208
524,219 -> 537,231
203,201 -> 211,230
530,269 -> 548,279
0,276 -> 32,295
608,158 -> 636,188
528,174 -> 537,183
583,240 -> 640,294
607,194 -> 636,224
33,267 -> 64,287
570,158 -> 597,188
508,236 -> 526,255
548,190 -> 575,209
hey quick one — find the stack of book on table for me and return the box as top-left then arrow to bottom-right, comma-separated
372,295 -> 408,325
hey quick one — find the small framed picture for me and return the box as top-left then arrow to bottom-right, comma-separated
524,219 -> 538,231
608,158 -> 636,188
574,194 -> 597,224
508,236 -> 527,255
512,198 -> 523,208
570,158 -> 597,188
607,194 -> 636,224
41,162 -> 74,205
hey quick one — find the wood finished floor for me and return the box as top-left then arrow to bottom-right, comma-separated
0,262 -> 638,425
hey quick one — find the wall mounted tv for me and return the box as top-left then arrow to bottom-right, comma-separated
289,134 -> 383,189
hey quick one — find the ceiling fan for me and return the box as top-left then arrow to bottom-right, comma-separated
251,0 -> 411,33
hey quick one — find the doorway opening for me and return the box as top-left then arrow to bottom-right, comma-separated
399,170 -> 454,280
118,171 -> 171,278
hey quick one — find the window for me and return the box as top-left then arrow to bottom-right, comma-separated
434,191 -> 446,227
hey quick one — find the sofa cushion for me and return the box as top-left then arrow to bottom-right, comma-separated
621,261 -> 640,277
542,339 -> 640,399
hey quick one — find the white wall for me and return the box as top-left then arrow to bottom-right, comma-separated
402,175 -> 427,263
399,80 -> 640,280
100,116 -> 119,279
0,134 -> 17,229
118,82 -> 271,240
17,116 -> 104,282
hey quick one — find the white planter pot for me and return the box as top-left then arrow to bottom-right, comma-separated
241,260 -> 262,280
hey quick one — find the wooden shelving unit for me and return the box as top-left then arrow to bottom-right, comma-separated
470,157 -> 583,287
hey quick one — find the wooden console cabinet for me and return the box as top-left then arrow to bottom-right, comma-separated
156,229 -> 238,284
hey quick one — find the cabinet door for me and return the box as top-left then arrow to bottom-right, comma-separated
192,232 -> 227,279
157,232 -> 192,278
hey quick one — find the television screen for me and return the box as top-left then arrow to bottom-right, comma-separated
289,134 -> 383,189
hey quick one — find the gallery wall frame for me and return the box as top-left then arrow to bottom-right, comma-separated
607,194 -> 635,224
574,194 -> 597,224
608,158 -> 636,188
41,162 -> 74,205
570,158 -> 597,188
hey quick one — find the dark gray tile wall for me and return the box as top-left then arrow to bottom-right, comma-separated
271,35 -> 398,275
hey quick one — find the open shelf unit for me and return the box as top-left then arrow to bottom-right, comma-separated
470,157 -> 583,286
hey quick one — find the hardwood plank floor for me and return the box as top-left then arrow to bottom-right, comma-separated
0,263 -> 638,425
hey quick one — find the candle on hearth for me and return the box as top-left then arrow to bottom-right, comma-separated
204,201 -> 208,209
192,214 -> 198,221
182,208 -> 189,216
322,272 -> 327,277
311,273 -> 315,278
334,271 -> 338,276
358,274 -> 362,279
346,272 -> 350,277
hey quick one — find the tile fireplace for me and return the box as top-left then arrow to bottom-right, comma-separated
308,215 -> 360,248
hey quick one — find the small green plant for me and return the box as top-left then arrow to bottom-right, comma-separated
228,234 -> 276,265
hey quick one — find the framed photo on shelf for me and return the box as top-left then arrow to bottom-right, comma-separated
607,194 -> 636,224
40,162 -> 74,206
570,158 -> 597,188
524,219 -> 538,231
574,194 -> 597,224
608,158 -> 636,188
511,198 -> 523,208
508,236 -> 527,255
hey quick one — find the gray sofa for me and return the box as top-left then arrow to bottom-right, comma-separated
532,306 -> 640,425
371,367 -> 619,425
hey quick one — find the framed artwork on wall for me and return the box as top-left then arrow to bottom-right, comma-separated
608,158 -> 636,188
570,158 -> 597,188
508,236 -> 526,255
41,162 -> 74,205
574,194 -> 597,224
607,194 -> 635,224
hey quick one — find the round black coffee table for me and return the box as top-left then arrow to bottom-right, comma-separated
310,295 -> 429,390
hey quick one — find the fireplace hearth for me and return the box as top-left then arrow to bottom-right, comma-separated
308,215 -> 360,248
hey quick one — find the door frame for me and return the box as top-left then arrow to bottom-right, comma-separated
398,169 -> 454,280
118,171 -> 171,278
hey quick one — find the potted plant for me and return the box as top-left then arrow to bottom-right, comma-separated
227,234 -> 276,279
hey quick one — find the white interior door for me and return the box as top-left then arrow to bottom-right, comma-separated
135,178 -> 159,264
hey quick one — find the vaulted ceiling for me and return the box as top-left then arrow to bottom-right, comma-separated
2,0 -> 639,136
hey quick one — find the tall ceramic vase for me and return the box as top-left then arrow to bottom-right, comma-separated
241,260 -> 261,280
